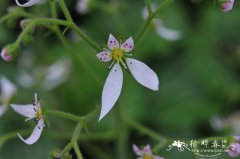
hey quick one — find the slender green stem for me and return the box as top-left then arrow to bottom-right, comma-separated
72,122 -> 84,159
73,142 -> 84,159
0,10 -> 35,24
15,18 -> 70,45
58,0 -> 73,22
71,122 -> 83,142
124,118 -> 166,141
135,16 -> 153,45
46,110 -> 84,122
145,0 -> 153,15
116,105 -> 129,159
135,0 -> 173,45
50,0 -> 58,19
60,142 -> 73,156
57,0 -> 101,52
153,0 -> 173,16
70,23 -> 102,52
47,130 -> 116,141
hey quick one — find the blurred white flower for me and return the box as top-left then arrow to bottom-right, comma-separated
142,4 -> 182,41
17,58 -> 71,90
133,144 -> 164,159
18,70 -> 35,88
210,111 -> 240,134
97,34 -> 159,121
11,93 -> 45,145
0,76 -> 17,117
76,0 -> 90,14
15,0 -> 45,7
43,58 -> 71,90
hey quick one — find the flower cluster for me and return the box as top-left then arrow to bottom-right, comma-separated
97,34 -> 159,121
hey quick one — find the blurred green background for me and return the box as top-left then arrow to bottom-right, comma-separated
0,0 -> 240,158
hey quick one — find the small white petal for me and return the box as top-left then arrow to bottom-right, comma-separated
15,0 -> 42,7
1,76 -> 17,100
10,104 -> 36,118
17,119 -> 45,145
133,144 -> 143,156
0,105 -> 8,117
143,145 -> 152,155
126,58 -> 159,91
120,37 -> 134,52
96,51 -> 112,62
108,34 -> 119,50
99,63 -> 123,121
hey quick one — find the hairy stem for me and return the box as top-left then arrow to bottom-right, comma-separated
57,0 -> 101,52
46,110 -> 84,122
135,0 -> 173,45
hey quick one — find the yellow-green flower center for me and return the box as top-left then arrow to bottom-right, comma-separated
35,108 -> 42,120
112,50 -> 124,61
143,155 -> 153,159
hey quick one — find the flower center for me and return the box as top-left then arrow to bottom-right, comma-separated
112,50 -> 124,61
34,108 -> 42,120
143,155 -> 153,159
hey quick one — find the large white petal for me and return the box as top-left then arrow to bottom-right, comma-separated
15,0 -> 42,7
0,105 -> 7,117
99,63 -> 123,121
10,104 -> 36,118
120,37 -> 134,53
108,34 -> 119,50
17,119 -> 45,145
1,76 -> 16,99
96,51 -> 112,62
126,58 -> 159,91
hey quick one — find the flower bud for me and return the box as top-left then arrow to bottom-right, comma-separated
1,44 -> 20,62
20,19 -> 35,34
217,0 -> 234,12
23,35 -> 34,45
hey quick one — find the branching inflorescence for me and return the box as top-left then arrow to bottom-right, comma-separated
0,0 -> 238,158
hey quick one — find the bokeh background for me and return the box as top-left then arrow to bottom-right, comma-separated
0,0 -> 240,158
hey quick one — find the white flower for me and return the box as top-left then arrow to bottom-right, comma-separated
142,4 -> 182,41
11,93 -> 45,145
76,0 -> 90,14
17,57 -> 71,90
97,34 -> 159,121
15,0 -> 46,7
133,144 -> 164,159
210,111 -> 240,134
43,58 -> 71,90
0,76 -> 17,117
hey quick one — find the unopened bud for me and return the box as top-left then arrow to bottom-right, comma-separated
1,44 -> 20,62
23,35 -> 34,45
20,19 -> 35,34
217,0 -> 234,12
